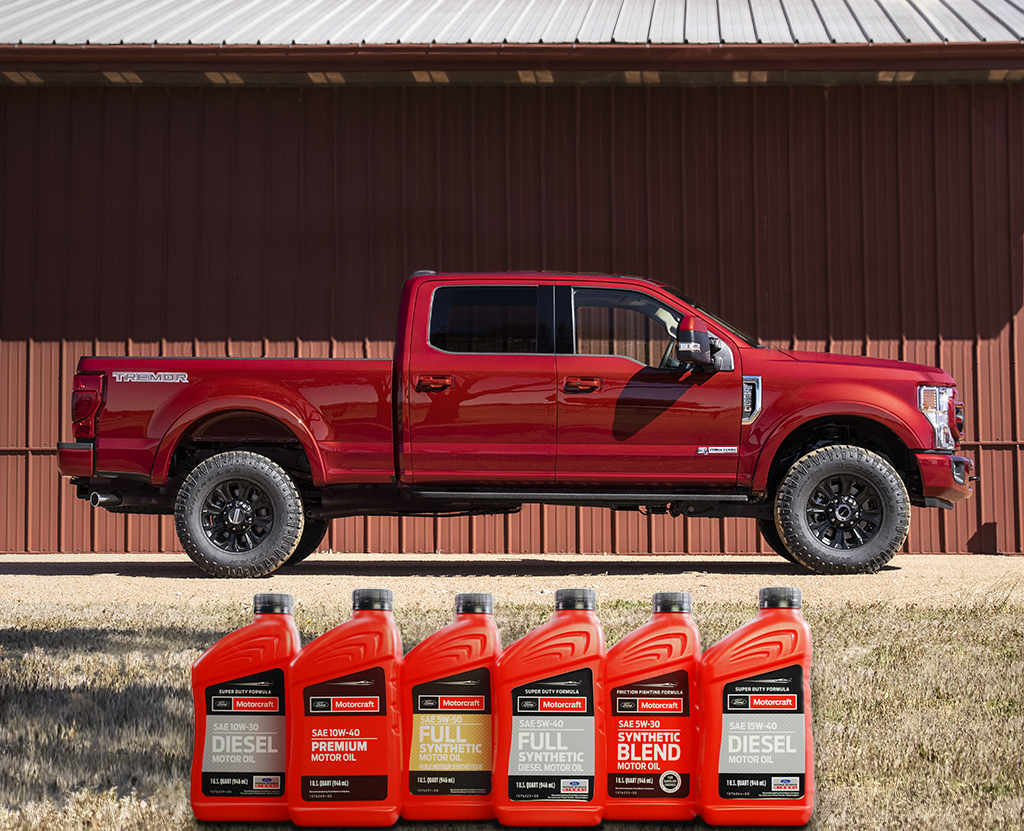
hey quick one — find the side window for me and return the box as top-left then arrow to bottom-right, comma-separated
573,288 -> 681,368
430,286 -> 542,354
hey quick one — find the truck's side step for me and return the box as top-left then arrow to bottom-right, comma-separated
414,490 -> 750,504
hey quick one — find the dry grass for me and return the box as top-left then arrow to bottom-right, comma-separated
0,598 -> 1021,831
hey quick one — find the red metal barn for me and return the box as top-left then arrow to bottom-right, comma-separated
1,0 -> 1022,557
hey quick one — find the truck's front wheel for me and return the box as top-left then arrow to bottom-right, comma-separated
174,451 -> 304,578
775,445 -> 910,575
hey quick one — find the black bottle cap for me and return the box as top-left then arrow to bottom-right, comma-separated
759,587 -> 802,609
353,588 -> 393,611
653,592 -> 692,614
555,588 -> 596,610
254,593 -> 293,615
455,593 -> 493,614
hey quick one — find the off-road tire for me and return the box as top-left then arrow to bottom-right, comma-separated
756,517 -> 798,564
283,518 -> 329,566
174,451 -> 304,578
775,445 -> 910,575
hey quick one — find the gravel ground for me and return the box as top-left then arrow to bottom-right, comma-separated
1,551 -> 1021,610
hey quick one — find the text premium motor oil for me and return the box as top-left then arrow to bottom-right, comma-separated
287,588 -> 403,827
190,593 -> 301,822
493,588 -> 606,827
401,592 -> 501,820
605,592 -> 700,821
698,587 -> 814,827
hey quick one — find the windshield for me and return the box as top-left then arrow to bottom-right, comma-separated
658,284 -> 762,348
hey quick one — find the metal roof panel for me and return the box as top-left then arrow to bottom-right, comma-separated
648,0 -> 687,44
912,0 -> 991,42
844,0 -> 903,43
1,0 -> 1022,46
782,0 -> 831,43
750,0 -> 794,44
816,0 -> 868,42
719,0 -> 758,43
578,0 -> 625,43
536,0 -> 596,42
613,0 -> 656,43
951,0 -> 1018,41
685,0 -> 721,42
875,0 -> 943,41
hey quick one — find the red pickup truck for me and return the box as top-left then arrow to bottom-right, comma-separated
58,272 -> 973,578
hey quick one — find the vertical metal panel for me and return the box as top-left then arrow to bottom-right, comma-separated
1,82 -> 1022,557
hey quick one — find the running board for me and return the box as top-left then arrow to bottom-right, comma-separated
415,490 -> 750,504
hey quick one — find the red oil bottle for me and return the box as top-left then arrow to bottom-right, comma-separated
401,592 -> 501,820
190,593 -> 301,822
493,588 -> 606,827
605,592 -> 700,821
287,588 -> 403,827
698,587 -> 814,827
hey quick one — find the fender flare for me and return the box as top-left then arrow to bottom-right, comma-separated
749,402 -> 924,493
150,398 -> 328,487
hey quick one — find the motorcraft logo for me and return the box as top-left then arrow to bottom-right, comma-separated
418,694 -> 485,711
111,371 -> 188,383
309,696 -> 379,713
727,694 -> 796,710
212,696 -> 279,712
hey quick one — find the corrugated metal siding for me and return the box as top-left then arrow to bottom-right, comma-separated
3,0 -> 1024,46
1,82 -> 1021,556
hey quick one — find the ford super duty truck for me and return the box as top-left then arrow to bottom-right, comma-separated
57,272 -> 973,578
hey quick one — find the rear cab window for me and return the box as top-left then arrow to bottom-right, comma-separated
428,286 -> 554,354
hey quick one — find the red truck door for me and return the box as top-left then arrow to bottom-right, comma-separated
403,282 -> 557,484
555,285 -> 742,487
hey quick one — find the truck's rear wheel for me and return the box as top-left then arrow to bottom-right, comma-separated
775,445 -> 909,575
174,451 -> 304,578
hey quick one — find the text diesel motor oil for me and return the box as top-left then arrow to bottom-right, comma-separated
605,592 -> 700,821
698,587 -> 814,827
190,593 -> 301,822
287,588 -> 403,827
493,588 -> 606,827
401,592 -> 501,820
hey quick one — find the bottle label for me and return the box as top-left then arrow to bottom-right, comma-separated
718,665 -> 806,799
409,668 -> 492,796
299,666 -> 389,801
608,669 -> 690,799
201,668 -> 286,798
508,668 -> 595,802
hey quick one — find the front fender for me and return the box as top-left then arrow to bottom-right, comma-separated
747,399 -> 927,493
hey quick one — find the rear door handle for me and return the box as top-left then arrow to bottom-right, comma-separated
416,374 -> 453,393
564,376 -> 602,393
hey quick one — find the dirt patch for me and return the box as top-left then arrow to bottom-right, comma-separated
1,551 -> 1021,610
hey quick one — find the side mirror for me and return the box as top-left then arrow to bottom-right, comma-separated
677,316 -> 713,365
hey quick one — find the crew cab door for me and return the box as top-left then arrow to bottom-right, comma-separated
554,285 -> 742,487
403,282 -> 557,484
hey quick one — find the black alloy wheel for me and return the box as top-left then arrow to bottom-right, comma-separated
775,444 -> 910,575
175,451 -> 304,578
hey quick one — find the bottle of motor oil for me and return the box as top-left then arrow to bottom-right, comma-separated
287,588 -> 403,827
698,587 -> 814,827
190,593 -> 301,822
401,592 -> 501,820
605,592 -> 700,821
493,588 -> 606,827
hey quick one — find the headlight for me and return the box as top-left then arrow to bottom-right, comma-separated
919,386 -> 956,450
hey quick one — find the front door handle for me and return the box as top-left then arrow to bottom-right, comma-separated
416,374 -> 453,393
564,376 -> 602,393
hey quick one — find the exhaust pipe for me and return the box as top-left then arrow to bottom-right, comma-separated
90,492 -> 123,508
